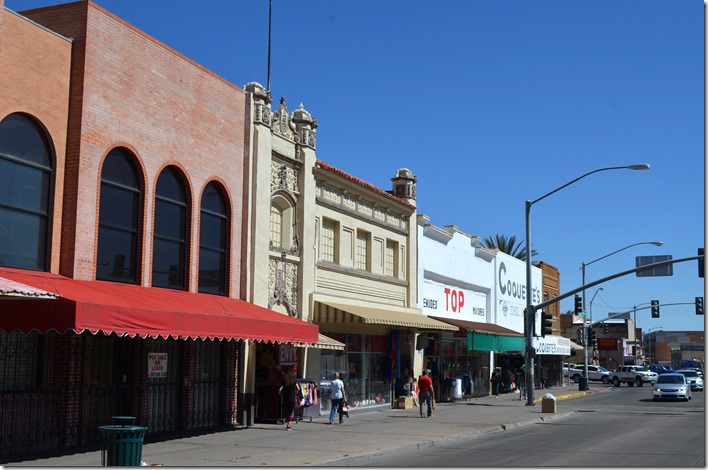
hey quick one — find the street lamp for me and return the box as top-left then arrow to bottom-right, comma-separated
580,241 -> 663,378
524,164 -> 649,406
647,327 -> 663,365
584,288 -> 603,368
589,287 -> 604,319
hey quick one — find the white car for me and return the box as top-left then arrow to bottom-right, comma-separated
652,373 -> 692,401
677,369 -> 704,391
569,365 -> 611,384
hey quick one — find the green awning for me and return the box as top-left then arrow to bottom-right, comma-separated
467,332 -> 525,352
429,316 -> 525,352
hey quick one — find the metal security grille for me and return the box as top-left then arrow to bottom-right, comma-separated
0,331 -> 237,460
0,331 -> 56,457
82,334 -> 134,446
145,337 -> 182,434
192,339 -> 220,428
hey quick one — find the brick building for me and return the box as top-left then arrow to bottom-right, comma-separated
0,1 -> 316,459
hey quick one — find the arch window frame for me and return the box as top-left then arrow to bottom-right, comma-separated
96,147 -> 142,283
152,166 -> 189,290
198,181 -> 229,295
0,113 -> 53,271
269,193 -> 295,254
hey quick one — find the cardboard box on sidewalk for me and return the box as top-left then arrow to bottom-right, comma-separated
393,396 -> 414,409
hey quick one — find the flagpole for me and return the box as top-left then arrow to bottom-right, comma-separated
267,0 -> 272,93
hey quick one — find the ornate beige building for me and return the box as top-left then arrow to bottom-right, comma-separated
243,83 -> 453,418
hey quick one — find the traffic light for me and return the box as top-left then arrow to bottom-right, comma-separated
574,295 -> 583,315
541,310 -> 553,337
576,327 -> 584,343
696,297 -> 704,315
603,322 -> 609,334
588,328 -> 596,346
699,248 -> 704,278
651,300 -> 660,318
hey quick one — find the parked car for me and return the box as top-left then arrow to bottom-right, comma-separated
569,365 -> 610,384
563,363 -> 581,377
676,369 -> 704,391
652,373 -> 692,401
649,364 -> 672,375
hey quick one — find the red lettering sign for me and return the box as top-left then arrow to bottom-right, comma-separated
444,287 -> 465,313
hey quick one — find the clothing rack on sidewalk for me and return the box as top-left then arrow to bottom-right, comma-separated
294,379 -> 319,422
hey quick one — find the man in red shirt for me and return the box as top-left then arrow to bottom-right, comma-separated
417,369 -> 435,418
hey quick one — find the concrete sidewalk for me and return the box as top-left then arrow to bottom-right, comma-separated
4,385 -> 609,467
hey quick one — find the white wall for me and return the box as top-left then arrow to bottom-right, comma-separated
417,222 -> 494,323
494,251 -> 543,334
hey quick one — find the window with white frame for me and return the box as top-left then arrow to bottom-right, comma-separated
355,230 -> 370,271
270,204 -> 283,250
321,218 -> 336,263
385,239 -> 398,277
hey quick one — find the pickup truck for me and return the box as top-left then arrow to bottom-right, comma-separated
609,365 -> 658,387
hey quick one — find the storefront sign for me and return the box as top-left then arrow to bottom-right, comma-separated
597,337 -> 619,351
495,252 -> 542,333
421,280 -> 486,321
532,336 -> 571,356
148,352 -> 168,378
279,343 -> 298,365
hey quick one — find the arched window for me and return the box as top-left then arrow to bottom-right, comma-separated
269,204 -> 283,250
0,114 -> 52,271
270,194 -> 297,254
152,167 -> 188,289
97,148 -> 141,283
198,182 -> 228,295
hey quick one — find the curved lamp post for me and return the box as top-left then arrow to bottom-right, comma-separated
524,164 -> 649,406
581,241 -> 663,377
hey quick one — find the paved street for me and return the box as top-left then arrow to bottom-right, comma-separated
5,385 -> 608,467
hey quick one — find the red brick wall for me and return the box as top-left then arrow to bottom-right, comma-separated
23,2 -> 246,296
0,5 -> 72,273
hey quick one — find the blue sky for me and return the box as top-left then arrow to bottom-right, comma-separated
7,0 -> 705,333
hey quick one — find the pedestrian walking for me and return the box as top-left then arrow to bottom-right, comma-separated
516,368 -> 526,401
278,373 -> 301,431
328,372 -> 347,424
418,369 -> 435,417
491,367 -> 502,398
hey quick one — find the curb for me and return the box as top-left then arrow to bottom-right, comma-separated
326,409 -> 578,466
532,386 -> 609,404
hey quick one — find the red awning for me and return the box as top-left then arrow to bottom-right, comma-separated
0,268 -> 318,344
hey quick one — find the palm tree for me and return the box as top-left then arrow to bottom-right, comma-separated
482,234 -> 537,262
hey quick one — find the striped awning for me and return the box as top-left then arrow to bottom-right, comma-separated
313,296 -> 457,331
0,276 -> 58,299
296,333 -> 345,350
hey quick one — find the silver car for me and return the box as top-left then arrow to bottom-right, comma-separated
570,365 -> 610,384
652,373 -> 692,401
676,369 -> 704,391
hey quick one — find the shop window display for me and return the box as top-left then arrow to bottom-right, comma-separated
320,332 -> 390,412
424,333 -> 491,399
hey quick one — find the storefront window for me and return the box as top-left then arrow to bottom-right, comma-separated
320,332 -> 390,412
424,332 -> 491,398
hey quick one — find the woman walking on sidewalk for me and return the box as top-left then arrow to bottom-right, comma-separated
279,374 -> 301,431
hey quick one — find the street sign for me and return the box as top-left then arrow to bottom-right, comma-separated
635,255 -> 673,277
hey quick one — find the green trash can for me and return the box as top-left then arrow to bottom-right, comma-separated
578,377 -> 589,391
99,416 -> 147,466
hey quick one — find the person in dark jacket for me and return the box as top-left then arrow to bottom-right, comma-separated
491,367 -> 502,398
279,374 -> 301,431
